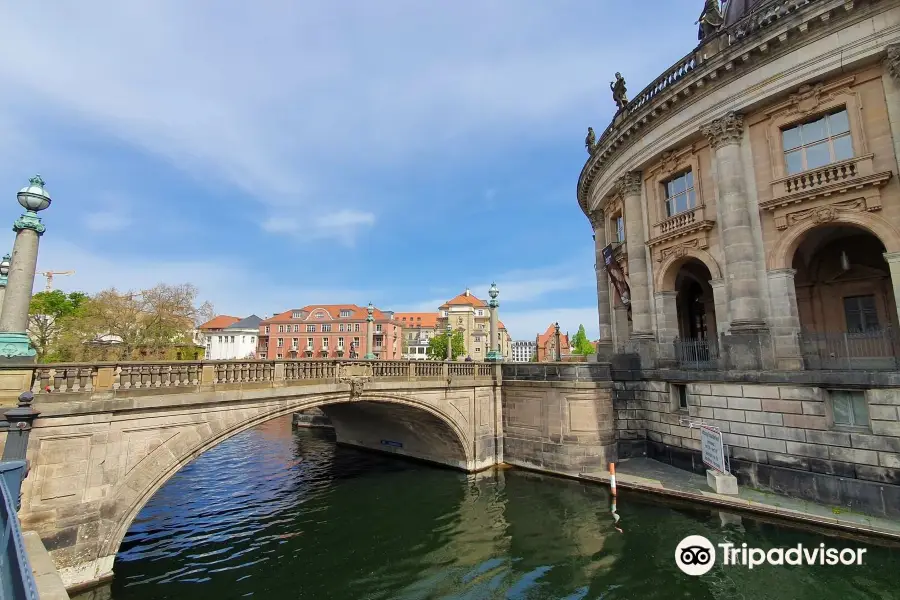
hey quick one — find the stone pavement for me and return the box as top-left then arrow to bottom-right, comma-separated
581,457 -> 900,541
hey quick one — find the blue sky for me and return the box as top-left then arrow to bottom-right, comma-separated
0,1 -> 699,340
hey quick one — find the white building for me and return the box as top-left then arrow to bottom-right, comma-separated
510,340 -> 536,362
199,315 -> 263,360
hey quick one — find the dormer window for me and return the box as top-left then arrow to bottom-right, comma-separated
292,311 -> 302,319
315,312 -> 326,319
782,108 -> 852,175
663,171 -> 696,217
340,310 -> 352,318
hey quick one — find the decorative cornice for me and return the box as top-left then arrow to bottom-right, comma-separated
615,172 -> 642,197
701,111 -> 744,151
12,211 -> 45,236
587,207 -> 604,230
886,45 -> 900,82
576,0 -> 863,214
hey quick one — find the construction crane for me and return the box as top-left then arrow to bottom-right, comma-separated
38,270 -> 75,292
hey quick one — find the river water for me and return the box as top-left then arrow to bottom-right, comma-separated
74,416 -> 899,600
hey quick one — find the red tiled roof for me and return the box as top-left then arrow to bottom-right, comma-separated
394,312 -> 439,328
536,323 -> 569,348
198,315 -> 241,330
440,290 -> 487,308
261,304 -> 393,323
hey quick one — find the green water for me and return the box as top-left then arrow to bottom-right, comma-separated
74,416 -> 900,599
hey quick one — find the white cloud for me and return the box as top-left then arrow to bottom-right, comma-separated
261,209 -> 376,246
83,211 -> 132,233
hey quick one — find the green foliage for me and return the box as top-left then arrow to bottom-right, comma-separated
28,290 -> 89,362
571,324 -> 596,356
426,330 -> 467,360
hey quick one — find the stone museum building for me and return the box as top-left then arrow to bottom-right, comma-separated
581,0 -> 900,515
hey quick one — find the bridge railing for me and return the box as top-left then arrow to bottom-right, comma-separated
12,359 -> 499,396
0,460 -> 38,600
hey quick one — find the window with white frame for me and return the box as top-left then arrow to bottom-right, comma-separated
278,325 -> 285,333
340,310 -> 352,318
355,324 -> 360,332
663,170 -> 696,217
829,390 -> 869,429
339,324 -> 345,332
292,311 -> 302,319
276,353 -> 282,358
338,337 -> 344,348
264,326 -> 270,334
277,338 -> 284,347
354,337 -> 360,346
322,324 -> 332,332
322,338 -> 329,349
614,215 -> 625,243
293,325 -> 299,332
477,310 -> 484,316
376,324 -> 382,333
292,338 -> 298,347
306,337 -> 313,348
315,312 -> 326,319
307,325 -> 316,333
782,109 -> 852,175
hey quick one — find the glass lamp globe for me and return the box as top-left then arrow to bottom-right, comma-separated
0,254 -> 9,277
489,282 -> 499,299
17,175 -> 51,212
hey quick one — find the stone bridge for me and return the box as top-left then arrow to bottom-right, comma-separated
0,359 -> 616,591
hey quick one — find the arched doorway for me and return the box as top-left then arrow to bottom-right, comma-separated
672,259 -> 718,364
793,224 -> 898,368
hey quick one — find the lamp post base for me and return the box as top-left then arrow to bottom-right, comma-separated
364,353 -> 376,360
0,332 -> 36,362
485,351 -> 503,362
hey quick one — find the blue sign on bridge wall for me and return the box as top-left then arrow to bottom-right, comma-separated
380,440 -> 404,448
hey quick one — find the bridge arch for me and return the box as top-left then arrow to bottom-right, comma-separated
38,390 -> 481,587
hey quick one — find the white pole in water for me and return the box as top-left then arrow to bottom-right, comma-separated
609,462 -> 617,496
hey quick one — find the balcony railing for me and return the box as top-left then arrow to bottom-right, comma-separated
1,460 -> 38,600
800,328 -> 900,370
765,155 -> 890,213
674,337 -> 721,370
651,205 -> 714,243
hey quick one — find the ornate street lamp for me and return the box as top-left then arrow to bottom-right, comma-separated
554,322 -> 562,362
364,302 -> 376,359
0,253 -> 10,316
486,282 -> 502,362
0,176 -> 51,360
446,321 -> 453,361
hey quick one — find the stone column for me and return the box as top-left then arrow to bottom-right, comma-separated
554,323 -> 561,361
883,46 -> 900,179
364,303 -> 376,359
710,279 -> 729,336
767,269 -> 803,370
486,283 -> 501,362
445,324 -> 453,361
618,172 -> 652,337
702,112 -> 771,369
654,291 -> 679,364
589,208 -> 614,358
883,252 -> 900,328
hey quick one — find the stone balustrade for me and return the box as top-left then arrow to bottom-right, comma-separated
650,204 -> 715,244
19,359 -> 497,396
764,154 -> 891,211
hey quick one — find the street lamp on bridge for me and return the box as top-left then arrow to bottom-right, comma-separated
364,302 -> 376,360
0,176 -> 51,361
445,322 -> 452,362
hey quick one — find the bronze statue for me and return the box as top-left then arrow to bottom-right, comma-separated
697,0 -> 724,41
585,127 -> 596,154
610,73 -> 628,111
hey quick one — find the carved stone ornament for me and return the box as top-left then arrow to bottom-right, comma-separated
587,207 -> 604,230
660,151 -> 679,176
340,376 -> 370,400
615,171 -> 642,197
777,198 -> 866,231
701,111 -> 744,151
657,238 -> 701,263
886,45 -> 900,83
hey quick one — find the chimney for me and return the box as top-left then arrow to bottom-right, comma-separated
465,288 -> 470,296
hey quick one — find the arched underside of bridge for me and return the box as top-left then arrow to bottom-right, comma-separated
20,389 -> 495,590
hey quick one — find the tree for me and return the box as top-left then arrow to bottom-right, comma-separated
571,324 -> 596,356
426,330 -> 467,360
70,283 -> 208,360
28,290 -> 89,362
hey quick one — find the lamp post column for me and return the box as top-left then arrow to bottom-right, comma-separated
364,303 -> 376,359
486,283 -> 501,362
554,322 -> 562,362
446,323 -> 453,361
0,254 -> 9,318
0,176 -> 51,361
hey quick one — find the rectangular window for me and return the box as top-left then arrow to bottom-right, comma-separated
306,337 -> 313,348
339,324 -> 345,332
322,324 -> 332,332
376,324 -> 382,333
292,338 -> 299,347
664,170 -> 696,217
615,215 -> 625,243
477,310 -> 484,316
355,324 -> 361,332
323,338 -> 329,349
231,336 -> 235,343
276,353 -> 282,358
278,325 -> 285,333
259,353 -> 267,359
277,338 -> 284,347
830,390 -> 869,428
671,384 -> 688,411
242,336 -> 245,343
294,325 -> 300,332
354,337 -> 361,346
340,310 -> 352,318
338,337 -> 344,347
292,311 -> 302,319
307,325 -> 316,333
782,109 -> 852,175
843,295 -> 879,332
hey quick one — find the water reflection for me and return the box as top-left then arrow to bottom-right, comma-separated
74,416 -> 900,600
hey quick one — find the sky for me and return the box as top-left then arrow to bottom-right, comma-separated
0,1 -> 700,341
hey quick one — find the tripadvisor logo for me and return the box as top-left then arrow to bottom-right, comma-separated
675,535 -> 867,576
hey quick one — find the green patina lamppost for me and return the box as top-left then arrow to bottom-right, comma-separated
445,322 -> 453,361
364,302 -> 376,359
0,253 -> 10,317
486,282 -> 502,362
0,176 -> 51,361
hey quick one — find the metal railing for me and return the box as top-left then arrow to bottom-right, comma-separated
0,460 -> 38,600
674,337 -> 721,370
800,328 -> 900,370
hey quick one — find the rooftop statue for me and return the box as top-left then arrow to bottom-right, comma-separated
610,73 -> 628,112
585,127 -> 596,154
723,0 -> 767,27
697,0 -> 725,41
